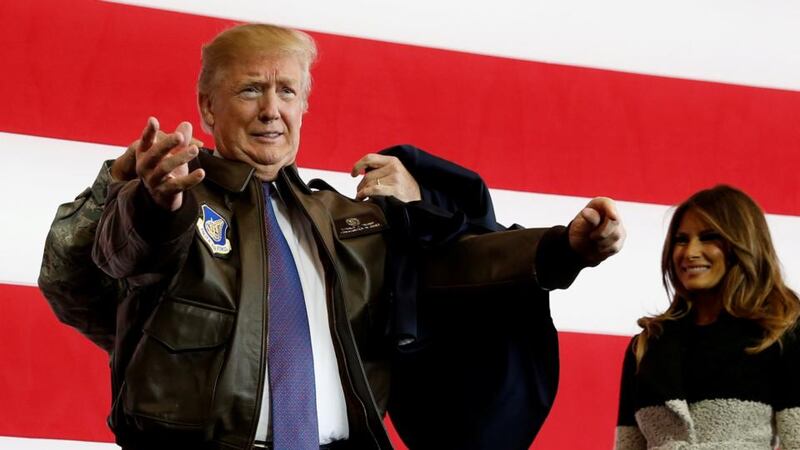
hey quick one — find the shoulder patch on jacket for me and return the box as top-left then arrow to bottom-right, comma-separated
334,213 -> 385,239
196,203 -> 232,257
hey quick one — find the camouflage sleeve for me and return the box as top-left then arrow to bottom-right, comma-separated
38,160 -> 121,353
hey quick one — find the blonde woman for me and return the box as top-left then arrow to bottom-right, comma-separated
615,185 -> 800,449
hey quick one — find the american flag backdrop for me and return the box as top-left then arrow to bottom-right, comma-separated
1,0 -> 799,448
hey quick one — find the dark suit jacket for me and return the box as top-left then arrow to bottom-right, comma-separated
372,145 -> 585,449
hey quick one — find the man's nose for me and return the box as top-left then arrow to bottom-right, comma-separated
259,92 -> 280,122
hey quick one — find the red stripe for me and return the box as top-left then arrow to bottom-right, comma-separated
0,284 -> 113,442
1,0 -> 799,215
533,332 -> 629,449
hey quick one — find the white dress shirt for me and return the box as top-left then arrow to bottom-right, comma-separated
254,185 -> 349,444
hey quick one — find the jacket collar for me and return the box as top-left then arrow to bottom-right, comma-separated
196,149 -> 255,193
276,163 -> 312,195
196,149 -> 314,195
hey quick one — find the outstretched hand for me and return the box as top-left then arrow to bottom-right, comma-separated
111,121 -> 203,182
135,117 -> 205,211
351,153 -> 421,202
568,197 -> 626,267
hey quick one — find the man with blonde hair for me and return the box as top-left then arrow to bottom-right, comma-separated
42,23 -> 625,450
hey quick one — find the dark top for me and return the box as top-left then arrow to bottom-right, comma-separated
615,313 -> 800,449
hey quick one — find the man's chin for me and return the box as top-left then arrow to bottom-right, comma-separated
252,159 -> 295,182
224,146 -> 296,179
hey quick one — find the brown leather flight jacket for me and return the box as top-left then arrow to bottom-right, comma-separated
92,151 -> 580,449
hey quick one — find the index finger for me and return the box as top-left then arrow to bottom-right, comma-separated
351,153 -> 394,177
136,131 -> 186,171
140,117 -> 160,152
586,196 -> 619,222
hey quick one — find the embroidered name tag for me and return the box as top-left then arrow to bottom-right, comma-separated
196,204 -> 232,257
334,213 -> 385,239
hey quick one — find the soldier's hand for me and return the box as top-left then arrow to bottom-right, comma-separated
110,141 -> 137,182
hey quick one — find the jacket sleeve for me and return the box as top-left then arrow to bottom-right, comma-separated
775,326 -> 800,450
378,144 -> 588,293
614,337 -> 647,450
92,178 -> 198,280
38,161 -> 119,353
420,225 -> 586,292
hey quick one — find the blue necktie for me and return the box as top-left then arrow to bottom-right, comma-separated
263,183 -> 320,449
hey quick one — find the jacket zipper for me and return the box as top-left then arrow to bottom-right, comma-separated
246,179 -> 270,449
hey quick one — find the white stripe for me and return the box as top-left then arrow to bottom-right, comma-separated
0,437 -> 117,450
108,0 -> 800,92
3,133 -> 799,335
0,132 -> 123,287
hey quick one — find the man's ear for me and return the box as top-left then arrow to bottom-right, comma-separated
199,93 -> 214,133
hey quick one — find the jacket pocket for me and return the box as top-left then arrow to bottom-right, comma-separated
122,299 -> 234,432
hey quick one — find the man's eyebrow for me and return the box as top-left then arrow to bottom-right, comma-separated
235,75 -> 300,88
276,74 -> 300,84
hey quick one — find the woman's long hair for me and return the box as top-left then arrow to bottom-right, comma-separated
634,185 -> 799,365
